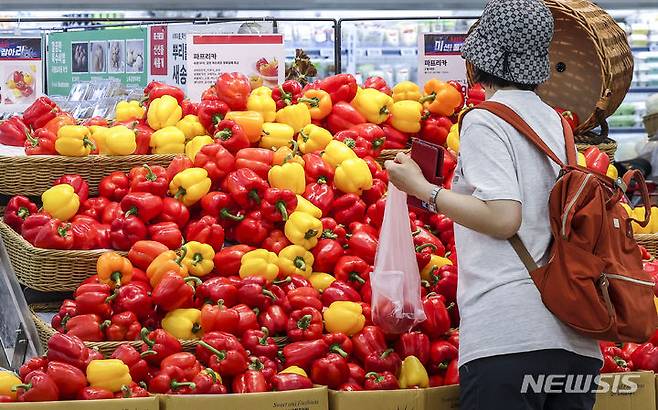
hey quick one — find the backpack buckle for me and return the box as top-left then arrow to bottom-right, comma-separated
615,178 -> 627,193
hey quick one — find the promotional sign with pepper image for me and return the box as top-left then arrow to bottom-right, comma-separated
0,37 -> 42,112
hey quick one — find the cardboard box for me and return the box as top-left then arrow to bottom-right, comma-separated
160,386 -> 328,410
329,385 -> 459,410
424,385 -> 460,409
594,371 -> 655,410
0,397 -> 158,410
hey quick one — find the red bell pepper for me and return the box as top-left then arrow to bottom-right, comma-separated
234,210 -> 272,247
238,277 -> 278,311
601,346 -> 632,373
285,286 -> 321,311
74,282 -> 112,318
180,99 -> 199,116
99,171 -> 130,202
46,333 -> 94,370
148,222 -> 183,249
272,80 -> 303,109
346,229 -> 378,265
116,120 -> 153,155
382,123 -> 410,149
22,96 -> 59,130
234,303 -> 260,335
287,307 -> 323,342
195,276 -> 239,307
364,371 -> 399,390
215,72 -> 251,110
332,193 -> 366,225
185,215 -> 226,252
127,239 -> 168,271
43,113 -> 75,136
235,148 -> 274,180
197,332 -> 249,377
110,215 -> 148,250
242,327 -> 279,359
428,340 -> 458,374
311,353 -> 350,389
395,332 -> 430,366
202,85 -> 219,101
325,101 -> 366,134
19,356 -> 48,381
116,382 -> 149,398
421,294 -> 451,339
148,365 -> 196,394
200,191 -> 244,227
444,359 -> 459,385
320,74 -> 358,104
53,174 -> 89,203
232,370 -> 270,393
303,182 -> 334,216
111,344 -> 153,383
100,202 -> 123,226
161,352 -> 203,382
153,272 -> 202,312
77,387 -> 114,400
310,239 -> 344,276
13,370 -> 60,402
583,146 -> 610,175
364,348 -> 401,375
51,299 -> 77,332
353,325 -> 387,362
128,164 -> 169,197
214,245 -> 255,276
428,213 -> 454,245
363,76 -> 392,95
303,153 -> 334,184
350,123 -> 386,157
45,361 -> 87,400
120,192 -> 163,223
413,226 -> 444,255
140,328 -> 183,365
271,373 -> 314,391
194,142 -> 236,184
429,264 -> 458,304
334,129 -> 374,159
262,229 -> 291,254
214,119 -> 250,155
63,313 -> 106,341
466,83 -> 486,107
24,127 -> 57,155
261,188 -> 298,223
192,368 -> 227,394
338,382 -> 363,391
4,195 -> 38,233
225,168 -> 269,209
154,197 -> 190,228
21,213 -> 71,249
145,81 -> 185,104
420,113 -> 452,146
105,311 -> 141,341
198,99 -> 231,134
323,332 -> 353,358
0,116 -> 29,146
258,304 -> 289,336
348,362 -> 365,384
630,343 -> 658,372
282,339 -> 329,371
79,197 -> 110,222
275,275 -> 312,294
334,256 -> 370,291
201,300 -> 239,334
366,197 -> 386,229
554,107 -> 580,132
321,217 -> 348,244
322,280 -> 362,306
166,154 -> 193,181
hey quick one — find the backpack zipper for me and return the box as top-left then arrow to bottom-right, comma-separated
603,272 -> 655,287
561,173 -> 593,238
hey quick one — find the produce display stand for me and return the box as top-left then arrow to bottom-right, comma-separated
0,397 -> 159,410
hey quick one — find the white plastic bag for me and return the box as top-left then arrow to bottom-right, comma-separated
371,182 -> 426,334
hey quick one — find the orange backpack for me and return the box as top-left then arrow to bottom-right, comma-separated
466,101 -> 658,343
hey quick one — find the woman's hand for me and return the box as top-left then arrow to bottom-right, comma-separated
385,152 -> 433,201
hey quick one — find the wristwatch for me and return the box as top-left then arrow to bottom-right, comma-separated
425,185 -> 443,213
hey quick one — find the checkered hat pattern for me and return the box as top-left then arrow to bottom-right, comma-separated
462,0 -> 554,84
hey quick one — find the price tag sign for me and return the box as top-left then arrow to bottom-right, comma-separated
366,48 -> 383,57
418,33 -> 467,86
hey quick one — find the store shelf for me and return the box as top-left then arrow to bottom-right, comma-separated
629,87 -> 658,94
609,127 -> 648,134
350,47 -> 417,57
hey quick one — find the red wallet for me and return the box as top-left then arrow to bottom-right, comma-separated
407,138 -> 445,214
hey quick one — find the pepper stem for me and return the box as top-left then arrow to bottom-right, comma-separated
299,130 -> 309,143
342,138 -> 356,149
418,93 -> 436,104
140,327 -> 155,348
174,187 -> 187,200
198,341 -> 227,360
100,320 -> 111,330
184,276 -> 203,286
379,106 -> 389,115
321,229 -> 337,239
26,133 -> 39,147
192,253 -> 203,266
83,136 -> 97,151
111,271 -> 122,287
262,289 -> 277,301
304,229 -> 318,239
11,383 -> 31,392
249,190 -> 261,205
381,348 -> 394,359
175,247 -> 188,265
289,140 -> 300,157
121,385 -> 132,398
297,314 -> 312,330
317,176 -> 327,185
171,381 -> 196,391
276,201 -> 289,222
191,322 -> 202,334
274,277 -> 292,286
294,256 -> 306,271
215,129 -> 232,141
415,243 -> 437,253
350,272 -> 366,284
330,344 -> 349,358
372,138 -> 385,149
124,207 -> 138,218
220,208 -> 244,222
17,207 -> 31,220
298,97 -> 319,107
105,291 -> 118,303
143,164 -> 157,181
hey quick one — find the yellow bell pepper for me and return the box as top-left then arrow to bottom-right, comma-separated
577,151 -> 587,167
115,100 -> 144,122
0,371 -> 21,400
251,86 -> 273,97
169,167 -> 212,206
392,81 -> 422,102
181,241 -> 215,277
150,126 -> 186,154
446,124 -> 460,153
185,135 -> 214,162
654,296 -> 658,315
104,125 -> 136,156
89,125 -> 109,154
162,308 -> 203,340
240,248 -> 280,282
351,88 -> 393,124
278,245 -> 314,278
334,158 -> 373,195
275,103 -> 311,134
390,100 -> 423,133
606,164 -> 618,180
285,211 -> 322,249
225,111 -> 264,143
280,366 -> 307,377
147,94 -> 182,130
322,140 -> 357,168
259,122 -> 295,150
620,203 -> 632,217
309,272 -> 336,292
42,183 -> 80,221
632,207 -> 658,234
86,359 -> 132,393
421,255 -> 453,281
298,124 -> 333,154
295,195 -> 323,219
176,115 -> 207,141
323,301 -> 366,336
247,93 -> 276,123
398,356 -> 429,388
56,125 -> 95,156
268,162 -> 306,194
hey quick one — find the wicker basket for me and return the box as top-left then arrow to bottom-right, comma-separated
467,0 -> 633,140
644,113 -> 658,137
0,219 -> 124,292
634,234 -> 658,256
376,148 -> 411,167
576,139 -> 617,162
0,154 -> 175,197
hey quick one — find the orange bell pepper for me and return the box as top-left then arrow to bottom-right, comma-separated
97,252 -> 133,287
225,111 -> 264,143
146,249 -> 189,287
43,113 -> 76,136
299,89 -> 333,120
420,79 -> 463,117
273,141 -> 305,166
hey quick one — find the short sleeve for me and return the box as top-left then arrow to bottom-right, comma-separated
459,117 -> 522,203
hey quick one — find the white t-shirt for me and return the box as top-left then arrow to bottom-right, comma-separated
452,89 -> 602,367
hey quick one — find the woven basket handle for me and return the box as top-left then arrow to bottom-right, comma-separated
580,89 -> 611,145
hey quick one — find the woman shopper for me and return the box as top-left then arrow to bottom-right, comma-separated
386,1 -> 602,409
